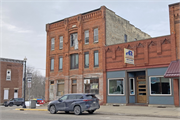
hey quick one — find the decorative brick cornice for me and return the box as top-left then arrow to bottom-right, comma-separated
82,10 -> 102,22
49,21 -> 64,30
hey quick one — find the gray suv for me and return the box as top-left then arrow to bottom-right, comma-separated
4,98 -> 24,107
48,93 -> 100,115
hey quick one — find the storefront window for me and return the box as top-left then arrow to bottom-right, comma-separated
108,78 -> 124,95
150,76 -> 171,95
84,78 -> 99,94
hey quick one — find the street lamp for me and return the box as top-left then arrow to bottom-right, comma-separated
22,57 -> 27,108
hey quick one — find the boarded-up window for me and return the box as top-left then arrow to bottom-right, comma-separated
72,80 -> 77,93
57,80 -> 64,96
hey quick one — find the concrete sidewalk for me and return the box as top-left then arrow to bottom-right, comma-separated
16,104 -> 180,118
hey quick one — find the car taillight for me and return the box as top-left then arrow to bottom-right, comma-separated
83,99 -> 92,102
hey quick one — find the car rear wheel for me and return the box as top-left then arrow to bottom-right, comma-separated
74,106 -> 82,115
9,103 -> 13,107
87,110 -> 95,114
49,105 -> 56,114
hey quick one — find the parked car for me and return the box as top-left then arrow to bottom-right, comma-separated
37,99 -> 45,104
48,93 -> 100,115
4,98 -> 24,107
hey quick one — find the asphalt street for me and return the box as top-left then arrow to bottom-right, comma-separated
0,106 -> 179,120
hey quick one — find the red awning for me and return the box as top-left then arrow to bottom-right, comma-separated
164,60 -> 180,78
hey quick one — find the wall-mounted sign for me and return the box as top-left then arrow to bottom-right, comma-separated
124,48 -> 134,64
6,69 -> 11,81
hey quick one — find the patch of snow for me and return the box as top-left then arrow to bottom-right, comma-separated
25,101 -> 40,107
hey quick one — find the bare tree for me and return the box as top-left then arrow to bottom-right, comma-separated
25,66 -> 45,100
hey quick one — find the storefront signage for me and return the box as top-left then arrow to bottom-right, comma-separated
124,48 -> 134,64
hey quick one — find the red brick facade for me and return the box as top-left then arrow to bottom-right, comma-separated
0,58 -> 23,103
103,2 -> 180,106
45,6 -> 106,104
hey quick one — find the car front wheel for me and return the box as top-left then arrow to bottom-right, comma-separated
9,103 -> 13,107
49,105 -> 56,114
74,106 -> 82,115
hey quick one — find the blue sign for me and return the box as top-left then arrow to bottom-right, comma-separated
126,50 -> 133,56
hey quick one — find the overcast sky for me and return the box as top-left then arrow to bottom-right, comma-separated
0,0 -> 179,76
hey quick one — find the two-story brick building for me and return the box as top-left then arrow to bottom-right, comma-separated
45,6 -> 150,104
103,2 -> 180,107
0,58 -> 24,104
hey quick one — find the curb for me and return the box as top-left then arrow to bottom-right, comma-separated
96,112 -> 180,119
15,108 -> 48,111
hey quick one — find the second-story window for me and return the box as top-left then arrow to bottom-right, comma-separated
59,57 -> 63,70
84,52 -> 89,68
124,34 -> 127,43
94,28 -> 98,43
50,58 -> 54,71
94,50 -> 99,67
51,38 -> 55,50
59,36 -> 63,49
70,33 -> 77,47
85,30 -> 89,44
70,54 -> 79,69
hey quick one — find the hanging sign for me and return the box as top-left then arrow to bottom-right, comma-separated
124,48 -> 134,64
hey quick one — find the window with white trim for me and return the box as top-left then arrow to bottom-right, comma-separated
70,33 -> 77,47
6,69 -> 11,81
108,78 -> 124,95
129,78 -> 135,95
50,58 -> 54,71
94,28 -> 98,42
59,36 -> 63,49
84,30 -> 89,44
51,38 -> 55,50
150,76 -> 171,95
59,57 -> 63,70
84,52 -> 89,68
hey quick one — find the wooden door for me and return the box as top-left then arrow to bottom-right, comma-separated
137,76 -> 147,103
72,85 -> 77,93
72,80 -> 77,93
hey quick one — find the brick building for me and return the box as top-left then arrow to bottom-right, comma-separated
45,6 -> 150,104
0,58 -> 24,104
103,2 -> 180,107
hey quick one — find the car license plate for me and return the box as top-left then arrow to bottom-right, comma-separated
93,101 -> 96,103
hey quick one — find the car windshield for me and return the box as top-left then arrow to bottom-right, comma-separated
86,95 -> 97,99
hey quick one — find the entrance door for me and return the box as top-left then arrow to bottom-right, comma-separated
14,89 -> 18,98
137,76 -> 147,103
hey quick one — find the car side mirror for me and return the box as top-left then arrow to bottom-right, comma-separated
58,99 -> 62,102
